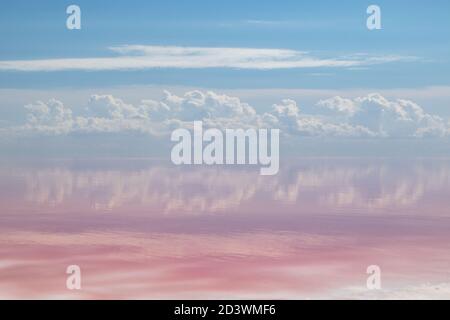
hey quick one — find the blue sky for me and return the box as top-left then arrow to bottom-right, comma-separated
1,1 -> 450,157
0,0 -> 449,89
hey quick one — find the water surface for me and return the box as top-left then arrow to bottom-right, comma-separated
1,158 -> 450,299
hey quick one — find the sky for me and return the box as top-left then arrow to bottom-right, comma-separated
0,0 -> 449,156
1,1 -> 450,300
1,0 -> 449,88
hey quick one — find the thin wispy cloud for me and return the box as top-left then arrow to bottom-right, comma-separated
0,45 -> 417,72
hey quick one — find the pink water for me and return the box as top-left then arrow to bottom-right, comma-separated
1,158 -> 450,299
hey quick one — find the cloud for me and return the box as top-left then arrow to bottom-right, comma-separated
6,90 -> 450,139
317,96 -> 358,116
22,99 -> 73,135
86,94 -> 139,119
317,93 -> 449,137
0,45 -> 416,72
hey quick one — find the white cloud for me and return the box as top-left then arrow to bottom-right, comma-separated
0,45 -> 416,72
86,94 -> 140,119
318,93 -> 449,137
317,96 -> 358,116
8,90 -> 450,139
23,99 -> 73,135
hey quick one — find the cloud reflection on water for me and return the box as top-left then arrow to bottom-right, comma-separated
1,158 -> 450,299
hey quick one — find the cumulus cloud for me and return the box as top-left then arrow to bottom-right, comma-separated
8,90 -> 450,139
317,93 -> 449,137
86,94 -> 140,119
23,99 -> 73,135
0,45 -> 416,72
